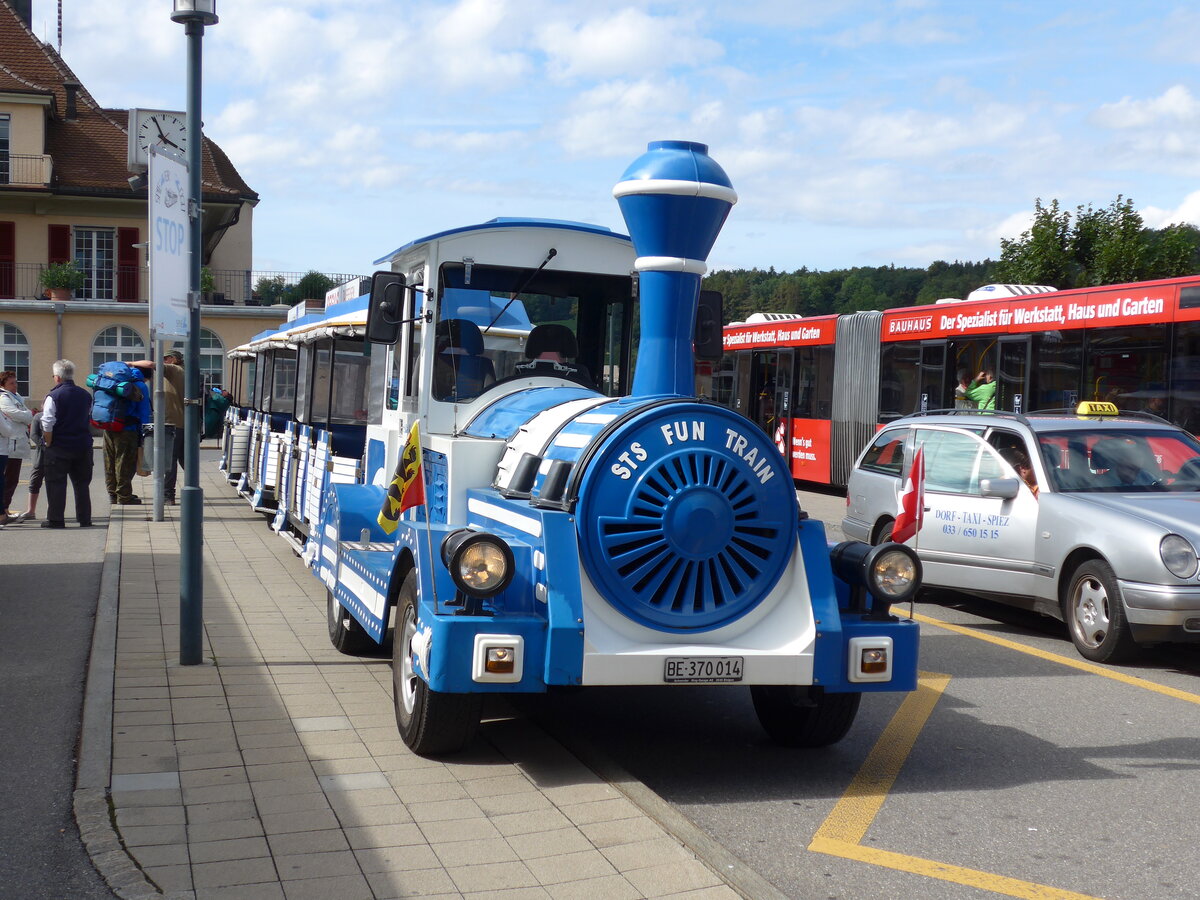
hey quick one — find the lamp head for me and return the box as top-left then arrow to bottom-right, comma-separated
171,0 -> 218,25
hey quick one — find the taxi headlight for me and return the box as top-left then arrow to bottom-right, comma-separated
441,530 -> 515,597
1160,534 -> 1198,579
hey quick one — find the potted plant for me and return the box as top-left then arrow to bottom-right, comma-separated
39,261 -> 86,301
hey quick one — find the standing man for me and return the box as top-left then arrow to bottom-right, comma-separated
966,368 -> 997,411
161,351 -> 185,505
41,359 -> 94,528
103,364 -> 150,505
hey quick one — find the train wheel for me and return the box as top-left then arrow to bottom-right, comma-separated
392,571 -> 481,755
750,685 -> 861,747
327,590 -> 375,655
1063,560 -> 1140,664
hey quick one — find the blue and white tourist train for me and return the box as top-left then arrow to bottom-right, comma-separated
221,141 -> 922,755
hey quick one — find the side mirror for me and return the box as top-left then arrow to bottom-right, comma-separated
694,290 -> 723,361
979,476 -> 1020,500
366,271 -> 406,344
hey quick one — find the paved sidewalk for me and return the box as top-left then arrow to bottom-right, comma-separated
77,457 -> 754,900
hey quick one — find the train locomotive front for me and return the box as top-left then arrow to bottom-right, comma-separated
320,141 -> 921,755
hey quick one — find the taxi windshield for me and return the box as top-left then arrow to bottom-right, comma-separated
1037,428 -> 1200,493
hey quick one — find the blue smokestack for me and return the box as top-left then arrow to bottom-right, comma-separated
614,140 -> 736,396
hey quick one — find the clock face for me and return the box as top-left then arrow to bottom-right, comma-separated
137,112 -> 187,155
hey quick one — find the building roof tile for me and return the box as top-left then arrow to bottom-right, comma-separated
0,0 -> 256,203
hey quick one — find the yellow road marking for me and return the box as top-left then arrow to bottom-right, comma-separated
809,672 -> 1106,899
912,611 -> 1200,706
813,673 -> 950,845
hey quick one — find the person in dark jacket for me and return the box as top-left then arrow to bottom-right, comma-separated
41,359 -> 95,528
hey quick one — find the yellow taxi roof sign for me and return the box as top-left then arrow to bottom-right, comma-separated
1077,400 -> 1120,417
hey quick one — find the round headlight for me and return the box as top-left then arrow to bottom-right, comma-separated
1160,534 -> 1198,579
441,530 -> 514,598
870,548 -> 920,599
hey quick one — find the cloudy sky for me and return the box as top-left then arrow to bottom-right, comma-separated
49,0 -> 1200,278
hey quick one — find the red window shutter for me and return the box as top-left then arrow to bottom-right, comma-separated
117,226 -> 140,301
0,221 -> 14,298
48,224 -> 71,264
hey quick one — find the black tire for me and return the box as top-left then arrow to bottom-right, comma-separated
872,519 -> 894,544
1063,559 -> 1140,663
750,685 -> 862,747
327,589 -> 376,656
392,571 -> 481,755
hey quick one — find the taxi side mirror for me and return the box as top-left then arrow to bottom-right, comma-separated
980,476 -> 1020,500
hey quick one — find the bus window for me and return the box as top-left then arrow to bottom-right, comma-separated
1031,330 -> 1083,411
794,346 -> 834,418
1085,325 -> 1166,411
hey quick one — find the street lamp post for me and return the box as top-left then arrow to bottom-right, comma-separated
171,0 -> 218,665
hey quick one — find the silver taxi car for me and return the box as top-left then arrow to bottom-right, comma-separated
842,403 -> 1200,662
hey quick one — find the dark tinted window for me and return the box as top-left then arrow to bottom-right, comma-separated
859,429 -> 906,476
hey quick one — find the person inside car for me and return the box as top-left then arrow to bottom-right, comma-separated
1000,446 -> 1038,497
1091,438 -> 1158,488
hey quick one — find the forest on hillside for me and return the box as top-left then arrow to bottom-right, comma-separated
702,199 -> 1200,325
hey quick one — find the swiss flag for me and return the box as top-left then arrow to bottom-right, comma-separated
891,445 -> 925,544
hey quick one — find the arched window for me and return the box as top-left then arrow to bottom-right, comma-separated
168,328 -> 225,391
0,321 -> 30,395
92,325 -> 146,372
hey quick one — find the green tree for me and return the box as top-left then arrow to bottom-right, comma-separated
993,198 -> 1072,286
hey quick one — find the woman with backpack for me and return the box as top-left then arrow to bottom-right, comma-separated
0,370 -> 33,525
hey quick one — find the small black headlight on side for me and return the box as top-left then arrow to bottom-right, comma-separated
830,540 -> 922,617
441,529 -> 515,599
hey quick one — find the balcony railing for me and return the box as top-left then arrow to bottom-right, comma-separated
0,263 -> 367,307
0,153 -> 53,186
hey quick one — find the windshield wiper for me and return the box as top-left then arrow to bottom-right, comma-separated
484,248 -> 557,333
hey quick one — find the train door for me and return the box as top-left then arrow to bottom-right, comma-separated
998,337 -> 1030,413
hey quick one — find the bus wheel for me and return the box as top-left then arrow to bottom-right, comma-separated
750,685 -> 861,747
392,570 -> 481,755
1063,560 -> 1140,664
327,590 -> 375,656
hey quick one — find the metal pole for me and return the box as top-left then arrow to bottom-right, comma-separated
152,330 -> 165,522
180,18 -> 205,665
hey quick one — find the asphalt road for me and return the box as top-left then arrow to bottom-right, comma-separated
522,486 -> 1200,900
0,469 -> 116,899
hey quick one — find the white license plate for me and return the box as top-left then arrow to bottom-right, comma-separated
663,657 -> 744,683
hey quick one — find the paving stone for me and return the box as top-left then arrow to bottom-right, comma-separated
280,873 -> 374,900
602,837 -> 694,872
446,860 -> 540,893
365,866 -> 458,898
190,857 -> 279,889
621,860 -> 722,897
342,822 -> 426,851
187,836 -> 271,863
526,849 -> 618,885
265,829 -> 350,856
274,849 -> 362,880
506,827 -> 595,861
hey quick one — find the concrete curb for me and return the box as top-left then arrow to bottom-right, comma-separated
73,506 -> 167,899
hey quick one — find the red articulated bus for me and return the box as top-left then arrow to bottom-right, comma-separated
710,277 -> 1200,488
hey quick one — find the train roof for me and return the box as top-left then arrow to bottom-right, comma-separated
372,218 -> 631,266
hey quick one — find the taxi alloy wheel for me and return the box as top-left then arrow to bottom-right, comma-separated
1064,559 -> 1139,664
391,570 -> 481,755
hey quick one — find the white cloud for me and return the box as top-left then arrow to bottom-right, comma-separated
555,78 -> 691,157
537,8 -> 723,81
1092,85 -> 1200,130
1140,191 -> 1200,229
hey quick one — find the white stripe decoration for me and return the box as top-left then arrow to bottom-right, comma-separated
634,256 -> 708,274
612,178 -> 738,205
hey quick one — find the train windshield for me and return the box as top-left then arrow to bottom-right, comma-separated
434,262 -> 632,400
